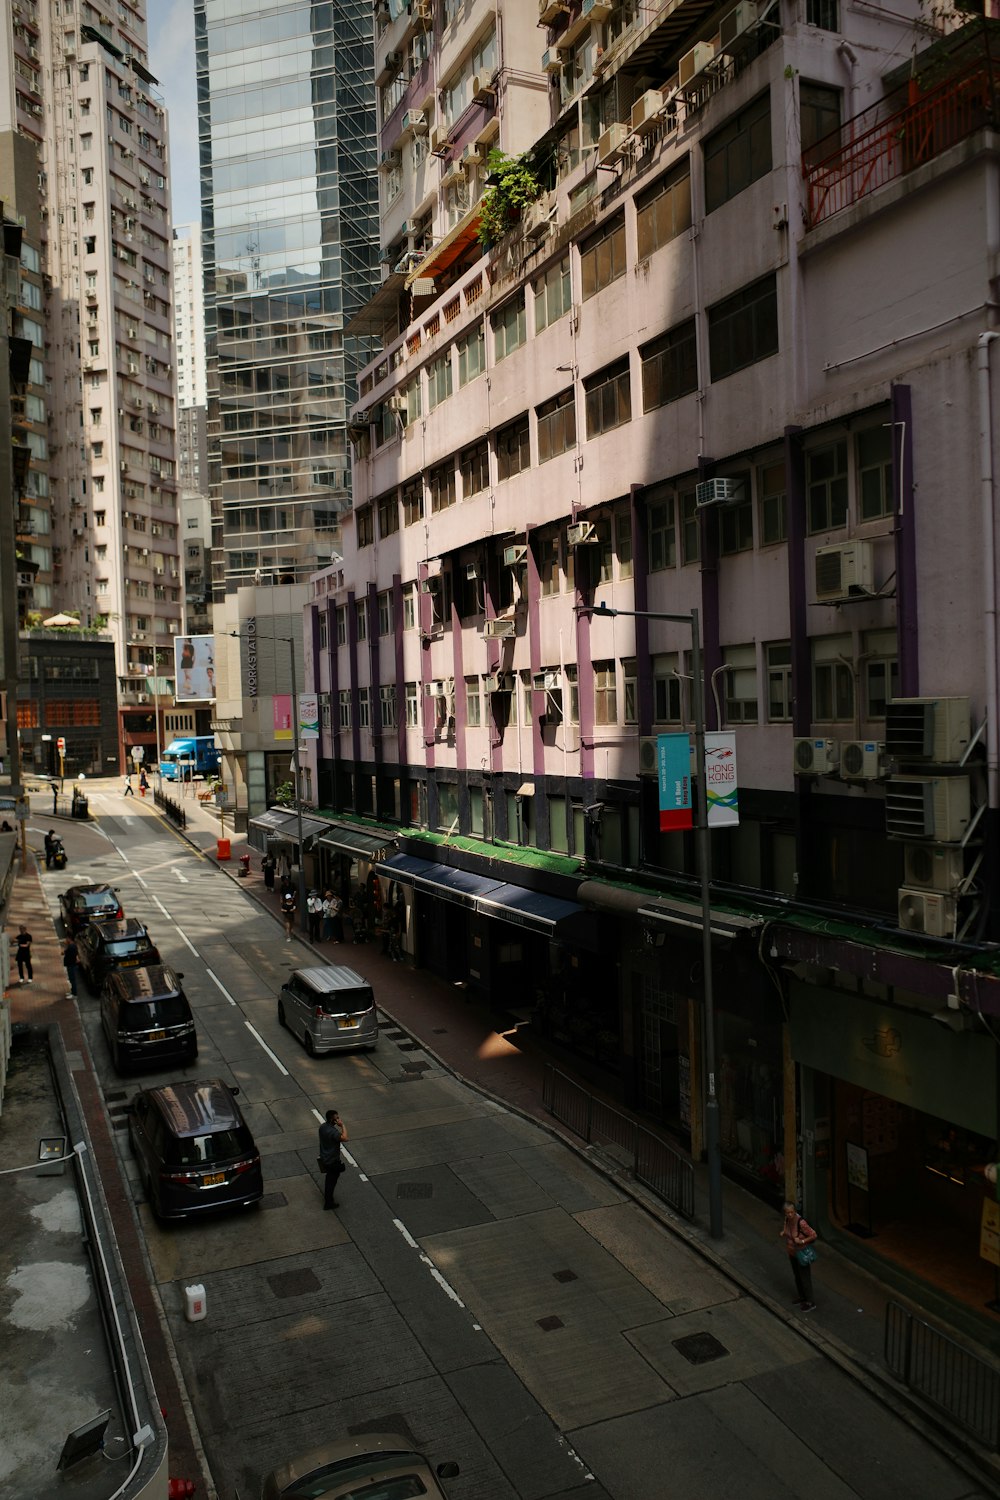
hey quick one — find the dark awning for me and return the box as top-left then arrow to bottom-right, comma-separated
474,884 -> 596,945
318,825 -> 397,861
247,808 -> 329,851
344,270 -> 407,339
379,852 -> 504,908
637,898 -> 763,941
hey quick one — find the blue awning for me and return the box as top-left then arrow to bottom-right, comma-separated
380,853 -> 504,908
381,854 -> 597,944
475,883 -> 583,935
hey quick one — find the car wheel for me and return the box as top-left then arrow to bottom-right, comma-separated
304,1031 -> 315,1056
277,1001 -> 287,1029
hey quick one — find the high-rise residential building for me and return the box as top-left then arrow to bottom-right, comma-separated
172,222 -> 206,409
304,2 -> 1000,1318
0,2 -> 181,768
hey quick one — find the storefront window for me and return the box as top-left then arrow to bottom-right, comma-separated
717,1011 -> 784,1191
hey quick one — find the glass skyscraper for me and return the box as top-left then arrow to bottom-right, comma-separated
194,0 -> 379,596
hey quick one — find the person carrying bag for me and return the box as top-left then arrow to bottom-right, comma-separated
780,1200 -> 818,1311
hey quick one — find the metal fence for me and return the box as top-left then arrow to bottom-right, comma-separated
885,1299 -> 1000,1449
153,787 -> 186,830
542,1065 -> 695,1221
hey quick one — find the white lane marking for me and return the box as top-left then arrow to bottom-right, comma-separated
171,867 -> 189,883
152,896 -> 170,917
422,1259 -> 465,1307
310,1107 -> 324,1123
243,1020 -> 290,1076
206,968 -> 237,1007
393,1219 -> 418,1249
133,873 -> 147,888
341,1146 -> 358,1169
175,927 -> 200,957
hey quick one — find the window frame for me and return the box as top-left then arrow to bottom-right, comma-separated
641,318 -> 698,412
707,273 -> 779,382
536,387 -> 577,464
704,91 -> 772,214
580,215 -> 627,300
584,359 -> 632,439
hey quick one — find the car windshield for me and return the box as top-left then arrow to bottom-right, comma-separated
124,998 -> 189,1028
167,1124 -> 254,1167
106,936 -> 152,955
79,890 -> 115,908
287,1473 -> 427,1500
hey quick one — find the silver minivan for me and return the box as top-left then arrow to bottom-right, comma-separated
277,965 -> 378,1055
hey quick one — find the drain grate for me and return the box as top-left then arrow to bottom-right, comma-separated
401,1061 -> 430,1074
673,1332 -> 729,1365
397,1041 -> 423,1052
553,1269 -> 577,1284
385,1030 -> 408,1041
396,1181 -> 433,1200
258,1191 -> 288,1211
537,1315 -> 564,1332
267,1267 -> 320,1299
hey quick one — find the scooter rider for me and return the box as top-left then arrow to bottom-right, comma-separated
44,829 -> 56,869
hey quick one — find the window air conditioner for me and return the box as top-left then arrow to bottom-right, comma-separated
582,0 -> 614,19
840,739 -> 883,781
539,0 -> 569,20
792,737 -> 839,775
483,618 -> 516,640
471,75 -> 496,103
424,680 -> 446,697
903,844 -> 965,893
387,395 -> 407,414
897,887 -> 957,939
630,90 -> 664,136
885,696 -> 970,764
542,48 -> 563,75
720,1 -> 758,50
884,775 -> 970,842
380,150 -> 402,171
678,41 -> 715,87
352,408 -> 371,425
465,562 -> 479,580
638,736 -> 661,777
814,540 -> 874,602
461,142 -> 483,167
532,670 -> 560,692
419,576 -> 439,593
695,477 -> 739,508
401,110 -> 427,135
430,125 -> 450,152
503,544 -> 528,567
597,122 -> 628,165
567,520 -> 597,546
379,686 -> 395,702
524,194 -> 555,238
484,671 -> 511,694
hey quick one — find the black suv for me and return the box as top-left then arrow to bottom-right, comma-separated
60,883 -> 123,935
128,1078 -> 263,1220
77,918 -> 160,994
101,964 -> 197,1074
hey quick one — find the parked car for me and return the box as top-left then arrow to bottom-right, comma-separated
101,964 -> 196,1074
277,964 -> 378,1056
261,1433 -> 458,1500
77,917 -> 160,994
59,883 -> 123,934
128,1077 -> 263,1221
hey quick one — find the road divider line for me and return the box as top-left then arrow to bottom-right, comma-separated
341,1146 -> 358,1169
243,1020 -> 289,1076
175,927 -> 200,958
205,968 -> 236,1006
393,1219 -> 418,1249
152,896 -> 170,917
421,1257 -> 465,1307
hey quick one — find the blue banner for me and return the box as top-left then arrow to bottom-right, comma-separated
658,733 -> 693,832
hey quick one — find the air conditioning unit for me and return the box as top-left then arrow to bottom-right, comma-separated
720,0 -> 758,49
631,90 -> 664,135
695,477 -> 739,508
678,41 -> 715,87
413,0 -> 432,20
379,150 -> 402,170
884,775 -> 970,842
401,110 -> 427,134
638,736 -> 661,777
542,48 -> 563,75
471,75 -> 496,103
419,576 -> 439,593
597,122 -> 628,165
352,408 -> 371,425
532,670 -> 560,692
441,158 -> 464,185
885,696 -> 970,764
582,0 -> 613,19
897,887 -> 957,939
904,844 -> 965,893
379,686 -> 396,702
424,680 -> 447,697
485,671 -> 513,694
539,0 -> 568,19
840,739 -> 883,780
483,617 -> 516,640
814,540 -> 874,602
503,543 -> 527,567
461,142 -> 483,167
430,125 -> 450,152
387,394 -> 407,414
793,737 -> 839,775
524,194 -> 555,238
567,520 -> 597,546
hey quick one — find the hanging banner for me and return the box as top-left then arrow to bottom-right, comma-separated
705,732 -> 739,827
298,692 -> 319,740
273,694 -> 292,741
658,733 -> 693,832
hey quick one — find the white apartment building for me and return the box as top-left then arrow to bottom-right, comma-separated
304,0 -> 1000,1323
172,221 -> 206,409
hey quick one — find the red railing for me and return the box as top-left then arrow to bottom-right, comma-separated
803,55 -> 999,228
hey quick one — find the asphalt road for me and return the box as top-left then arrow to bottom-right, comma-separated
35,794 -> 989,1500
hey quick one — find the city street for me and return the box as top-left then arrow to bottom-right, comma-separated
31,790 -> 990,1500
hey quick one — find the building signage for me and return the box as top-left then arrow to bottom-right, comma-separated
657,733 -> 693,832
175,634 -> 216,702
273,694 -> 292,741
705,732 -> 739,828
298,692 -> 319,741
246,617 -> 258,698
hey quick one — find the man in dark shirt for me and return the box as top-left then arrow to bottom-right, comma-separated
62,937 -> 80,999
317,1109 -> 348,1210
13,926 -> 33,984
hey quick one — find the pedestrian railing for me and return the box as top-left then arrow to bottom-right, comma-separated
153,786 -> 186,829
542,1064 -> 695,1220
885,1299 -> 1000,1448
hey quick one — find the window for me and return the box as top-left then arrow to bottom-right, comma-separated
653,653 -> 682,723
356,505 -> 374,547
766,641 -> 792,722
492,295 -> 526,362
402,584 -> 416,630
641,319 -> 698,411
812,635 -> 854,721
857,424 -> 893,521
615,509 -> 633,578
585,360 -> 631,437
758,459 -> 787,545
461,441 -> 490,498
402,479 -> 422,526
581,216 -> 626,299
497,416 -> 530,480
378,492 -> 399,538
429,461 -> 456,512
465,677 -> 481,728
534,257 -> 572,333
358,687 -> 371,730
355,599 -> 368,642
537,389 -> 576,463
807,440 -> 848,532
704,92 -> 772,213
708,274 -> 778,381
521,670 -> 534,726
338,690 -> 351,729
623,659 -> 638,724
319,615 -> 329,652
723,643 -> 759,723
680,491 -> 700,564
800,82 -> 842,157
380,685 -> 397,728
378,590 -> 394,636
405,682 -> 419,727
719,476 -> 753,554
404,378 -> 422,423
864,630 -> 898,718
647,486 -> 676,571
806,0 -> 839,32
636,164 -> 692,258
538,534 -> 559,596
457,325 -> 485,385
427,350 -> 453,411
336,606 -> 347,645
594,661 -> 617,725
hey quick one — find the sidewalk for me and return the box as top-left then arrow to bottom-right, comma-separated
166,791 -> 1000,1486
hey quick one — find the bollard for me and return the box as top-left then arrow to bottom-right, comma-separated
184,1283 -> 207,1322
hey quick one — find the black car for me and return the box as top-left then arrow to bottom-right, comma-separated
128,1078 -> 263,1220
77,917 -> 161,994
101,964 -> 197,1074
59,883 -> 123,935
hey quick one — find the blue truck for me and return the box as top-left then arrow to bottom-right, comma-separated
159,736 -> 221,782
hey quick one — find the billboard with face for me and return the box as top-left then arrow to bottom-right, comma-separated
174,634 -> 216,701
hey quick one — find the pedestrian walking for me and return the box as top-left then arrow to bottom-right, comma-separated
317,1108 -> 348,1210
780,1201 -> 818,1311
321,889 -> 342,943
280,884 -> 298,941
262,852 -> 276,891
44,829 -> 57,869
62,936 -> 80,999
12,926 -> 33,984
139,770 -> 149,796
51,782 -> 59,814
123,774 -> 134,797
307,889 -> 323,942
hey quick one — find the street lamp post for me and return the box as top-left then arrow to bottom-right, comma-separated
583,601 -> 724,1240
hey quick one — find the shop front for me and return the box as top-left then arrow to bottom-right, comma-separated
246,807 -> 332,885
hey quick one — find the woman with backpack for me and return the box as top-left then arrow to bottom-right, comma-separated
779,1201 -> 818,1311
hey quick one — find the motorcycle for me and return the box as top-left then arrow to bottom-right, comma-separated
50,838 -> 67,871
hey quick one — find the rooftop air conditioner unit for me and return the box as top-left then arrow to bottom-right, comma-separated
814,539 -> 874,602
567,520 -> 597,546
503,543 -> 528,567
884,775 -> 971,842
542,48 -> 563,75
793,737 -> 839,775
631,90 -> 664,135
904,844 -> 965,893
885,696 -> 970,764
532,670 -> 560,692
695,477 -> 739,508
897,887 -> 957,939
840,739 -> 884,781
483,617 -> 516,640
597,122 -> 628,166
720,0 -> 758,49
678,41 -> 715,87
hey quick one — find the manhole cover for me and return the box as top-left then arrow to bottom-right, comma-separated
396,1182 -> 433,1199
258,1191 -> 288,1211
673,1332 -> 729,1365
553,1269 -> 577,1284
537,1315 -> 564,1332
267,1268 -> 320,1299
397,1041 -> 423,1052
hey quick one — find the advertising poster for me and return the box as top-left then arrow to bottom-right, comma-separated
657,733 -> 693,832
174,634 -> 216,702
298,692 -> 319,740
273,694 -> 292,741
705,732 -> 739,827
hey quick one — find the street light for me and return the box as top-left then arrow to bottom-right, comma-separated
582,600 -> 723,1240
228,628 -> 307,932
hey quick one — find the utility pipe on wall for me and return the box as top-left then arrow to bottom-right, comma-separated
978,332 -> 999,810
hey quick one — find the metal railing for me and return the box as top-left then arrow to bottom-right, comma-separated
885,1299 -> 1000,1448
153,786 -> 186,829
542,1065 -> 695,1220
